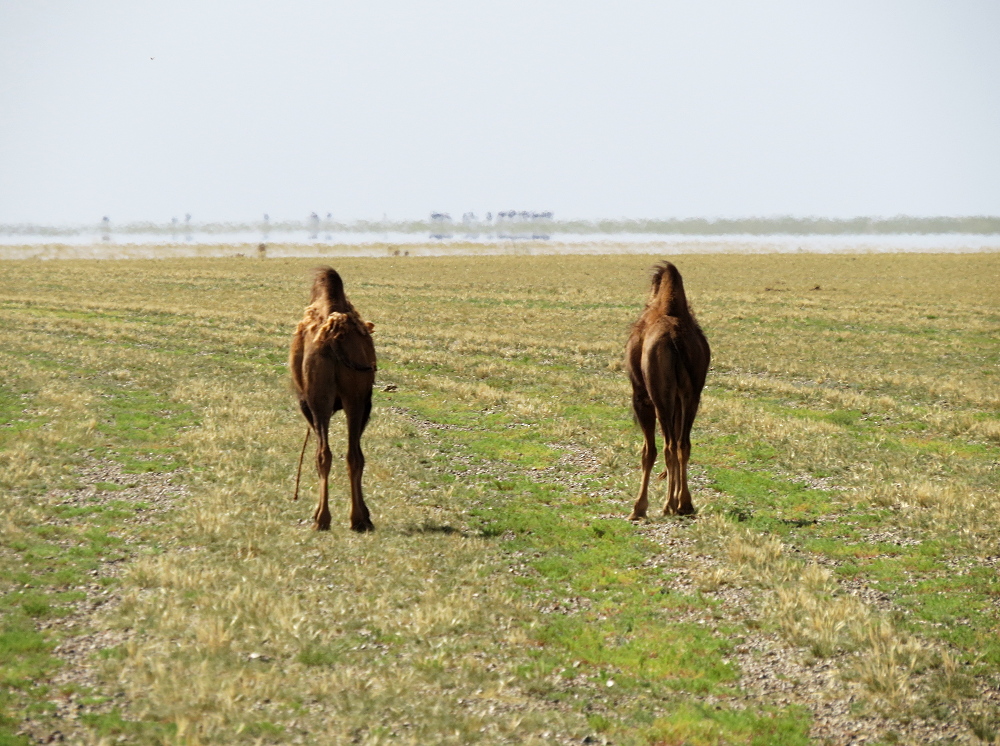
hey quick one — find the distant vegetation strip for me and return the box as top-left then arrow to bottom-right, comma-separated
3,215 -> 1000,236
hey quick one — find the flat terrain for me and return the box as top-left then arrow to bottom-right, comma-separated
0,253 -> 998,745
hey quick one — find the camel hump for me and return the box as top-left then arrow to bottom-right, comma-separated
311,267 -> 351,315
650,261 -> 690,319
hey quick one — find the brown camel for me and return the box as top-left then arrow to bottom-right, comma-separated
289,268 -> 377,532
625,261 -> 710,518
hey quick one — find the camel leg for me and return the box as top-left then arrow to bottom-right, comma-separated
344,397 -> 374,533
313,421 -> 333,531
662,395 -> 693,515
676,439 -> 695,515
629,393 -> 657,521
676,389 -> 699,515
653,402 -> 679,515
661,440 -> 680,515
660,405 -> 683,514
642,346 -> 681,516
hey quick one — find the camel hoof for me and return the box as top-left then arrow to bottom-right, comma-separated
663,505 -> 696,517
627,512 -> 646,521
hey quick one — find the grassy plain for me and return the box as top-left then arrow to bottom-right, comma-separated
0,252 -> 998,745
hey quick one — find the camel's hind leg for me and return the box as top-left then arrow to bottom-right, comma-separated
641,342 -> 684,515
313,419 -> 333,531
658,400 -> 685,515
674,402 -> 696,515
344,396 -> 374,533
675,439 -> 694,515
629,390 -> 657,520
659,438 -> 682,515
674,381 -> 699,516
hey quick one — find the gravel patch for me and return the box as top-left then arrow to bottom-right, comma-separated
16,460 -> 187,745
637,518 -> 978,744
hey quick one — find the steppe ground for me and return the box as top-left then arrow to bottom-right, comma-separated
0,251 -> 998,746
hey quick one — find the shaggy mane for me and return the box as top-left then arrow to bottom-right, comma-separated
296,304 -> 373,346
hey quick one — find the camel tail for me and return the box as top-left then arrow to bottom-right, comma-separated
311,267 -> 352,316
293,426 -> 311,501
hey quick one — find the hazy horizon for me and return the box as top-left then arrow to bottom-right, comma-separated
3,2 -> 999,224
5,212 -> 1000,231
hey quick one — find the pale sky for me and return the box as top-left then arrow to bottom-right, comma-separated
1,1 -> 998,224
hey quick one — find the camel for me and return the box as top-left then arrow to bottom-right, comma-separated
290,268 -> 377,532
625,261 -> 710,518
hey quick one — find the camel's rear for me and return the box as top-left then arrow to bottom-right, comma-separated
627,262 -> 710,518
291,267 -> 377,532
